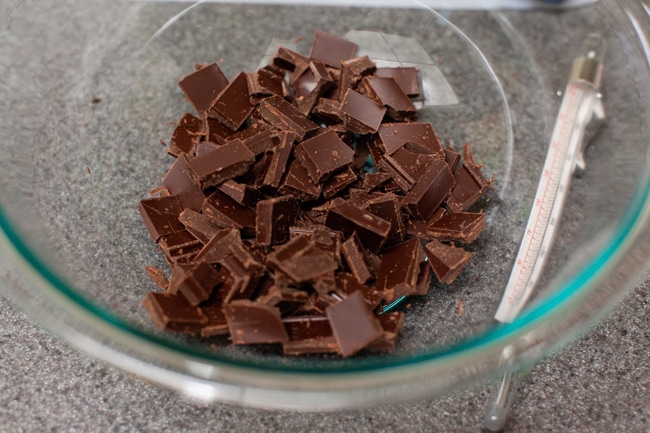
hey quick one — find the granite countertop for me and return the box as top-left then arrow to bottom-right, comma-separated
1,1 -> 650,432
1,278 -> 648,432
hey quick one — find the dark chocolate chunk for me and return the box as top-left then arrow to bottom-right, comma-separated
295,60 -> 335,116
326,291 -> 383,357
271,47 -> 310,82
256,196 -> 300,246
360,76 -> 417,119
168,113 -> 204,156
341,89 -> 386,135
278,160 -> 323,201
267,235 -> 338,284
402,159 -> 456,220
162,154 -> 205,212
257,95 -> 319,141
322,167 -> 358,200
309,30 -> 357,68
378,122 -> 444,156
256,131 -> 297,188
187,139 -> 255,189
312,98 -> 343,123
208,72 -> 255,130
294,129 -> 355,183
226,124 -> 276,156
143,292 -> 207,334
424,239 -> 473,284
178,63 -> 229,115
193,228 -> 241,264
247,68 -> 287,100
363,193 -> 405,244
335,273 -> 382,309
224,300 -> 289,344
217,179 -> 261,207
366,311 -> 404,352
200,295 -> 229,337
427,212 -> 486,243
325,198 -> 391,253
139,195 -> 185,242
337,56 -> 376,100
158,231 -> 203,265
283,337 -> 339,356
375,67 -> 420,96
178,209 -> 224,245
202,190 -> 257,234
221,242 -> 264,302
361,172 -> 391,192
446,144 -> 494,212
145,266 -> 169,291
376,153 -> 416,192
172,261 -> 222,306
205,117 -> 235,145
377,238 -> 425,303
341,233 -> 372,284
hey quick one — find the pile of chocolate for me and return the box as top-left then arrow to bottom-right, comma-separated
138,31 -> 493,357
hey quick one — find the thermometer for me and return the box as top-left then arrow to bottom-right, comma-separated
485,34 -> 606,431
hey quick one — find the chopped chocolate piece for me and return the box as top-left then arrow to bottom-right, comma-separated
444,147 -> 461,172
325,198 -> 391,253
267,236 -> 338,284
294,129 -> 355,183
162,154 -> 205,212
168,113 -> 204,156
279,160 -> 322,201
221,242 -> 264,302
335,273 -> 382,309
377,238 -> 425,303
178,209 -> 223,245
257,131 -> 297,188
283,337 -> 339,355
367,311 -> 404,352
283,315 -> 332,339
208,72 -> 255,130
224,300 -> 289,344
258,95 -> 319,141
341,89 -> 386,135
392,146 -> 439,176
414,260 -> 432,296
202,190 -> 257,234
424,239 -> 473,284
428,212 -> 486,243
375,67 -> 420,96
205,117 -> 235,145
187,139 -> 255,189
258,286 -> 310,315
172,261 -> 222,306
271,47 -> 310,81
405,208 -> 447,241
193,228 -> 241,264
158,231 -> 202,265
193,141 -> 219,158
341,233 -> 372,284
348,188 -> 383,208
200,295 -> 229,337
256,196 -> 300,246
363,193 -> 405,245
247,68 -> 287,100
361,172 -> 391,192
360,76 -> 417,120
326,291 -> 383,357
322,167 -> 358,199
226,124 -> 277,156
217,179 -> 261,207
376,153 -> 416,192
309,30 -> 357,68
143,292 -> 207,334
296,60 -> 335,115
337,56 -> 376,100
446,143 -> 494,212
139,195 -> 185,242
178,63 -> 229,115
145,266 -> 169,291
312,98 -> 343,123
378,123 -> 444,156
402,159 -> 456,220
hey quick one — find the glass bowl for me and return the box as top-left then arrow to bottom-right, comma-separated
1,0 -> 649,409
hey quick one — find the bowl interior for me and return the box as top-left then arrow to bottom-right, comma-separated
0,0 -> 648,374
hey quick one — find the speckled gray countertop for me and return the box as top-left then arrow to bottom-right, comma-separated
1,1 -> 650,432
